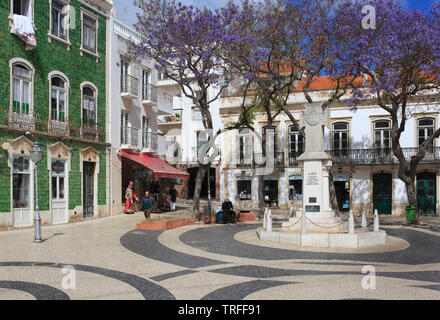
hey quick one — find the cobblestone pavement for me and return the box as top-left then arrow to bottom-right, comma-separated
1,202 -> 440,300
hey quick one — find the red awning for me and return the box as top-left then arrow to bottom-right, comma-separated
120,151 -> 190,180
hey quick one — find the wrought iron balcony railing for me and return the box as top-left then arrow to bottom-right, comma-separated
288,151 -> 304,166
142,131 -> 158,151
253,152 -> 285,167
121,126 -> 139,149
326,148 -> 440,165
121,74 -> 138,96
80,119 -> 104,142
142,83 -> 158,103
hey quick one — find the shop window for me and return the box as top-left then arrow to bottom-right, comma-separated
288,176 -> 302,200
237,176 -> 251,200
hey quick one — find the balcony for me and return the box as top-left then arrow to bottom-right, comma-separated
142,131 -> 158,153
142,83 -> 158,106
7,111 -> 35,130
327,148 -> 440,165
157,72 -> 179,88
121,74 -> 138,99
157,91 -> 174,115
48,119 -> 69,136
120,126 -> 140,150
288,151 -> 304,166
158,109 -> 182,132
80,119 -> 104,142
253,152 -> 285,168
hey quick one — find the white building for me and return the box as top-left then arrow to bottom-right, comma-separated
157,75 -> 224,200
107,15 -> 188,214
219,77 -> 440,216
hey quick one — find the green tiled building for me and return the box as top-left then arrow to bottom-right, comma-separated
0,0 -> 113,230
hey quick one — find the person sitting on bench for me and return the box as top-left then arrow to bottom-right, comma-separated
222,199 -> 236,223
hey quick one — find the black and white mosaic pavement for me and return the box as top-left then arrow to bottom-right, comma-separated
2,218 -> 440,300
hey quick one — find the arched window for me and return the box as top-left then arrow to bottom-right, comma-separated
82,84 -> 96,128
50,75 -> 67,122
11,62 -> 32,115
332,122 -> 349,157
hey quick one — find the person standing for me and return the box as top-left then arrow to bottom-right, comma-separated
168,185 -> 178,211
125,181 -> 138,214
142,191 -> 156,219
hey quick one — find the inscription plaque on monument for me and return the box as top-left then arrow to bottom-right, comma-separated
306,172 -> 319,186
305,205 -> 320,213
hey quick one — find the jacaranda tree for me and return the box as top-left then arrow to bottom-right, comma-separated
132,0 -> 247,220
334,0 -> 440,223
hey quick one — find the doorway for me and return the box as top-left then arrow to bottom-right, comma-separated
417,172 -> 436,215
83,161 -> 95,218
263,176 -> 279,206
12,155 -> 32,227
334,181 -> 350,212
373,173 -> 392,214
51,159 -> 68,224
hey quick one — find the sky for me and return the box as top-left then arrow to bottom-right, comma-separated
113,0 -> 439,27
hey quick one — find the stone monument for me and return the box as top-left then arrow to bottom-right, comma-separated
282,102 -> 347,233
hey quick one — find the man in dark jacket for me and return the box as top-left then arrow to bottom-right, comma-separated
142,191 -> 156,219
222,199 -> 236,223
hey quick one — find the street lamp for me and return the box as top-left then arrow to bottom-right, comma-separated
30,142 -> 42,243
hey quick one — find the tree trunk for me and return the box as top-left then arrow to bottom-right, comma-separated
404,178 -> 419,224
258,175 -> 265,220
193,164 -> 210,221
328,172 -> 340,217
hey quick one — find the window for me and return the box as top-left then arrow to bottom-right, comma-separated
82,85 -> 96,128
121,111 -> 129,145
237,176 -> 252,200
238,128 -> 252,166
51,160 -> 66,200
196,130 -> 208,156
142,69 -> 149,100
50,1 -> 68,40
418,118 -> 435,152
332,122 -> 349,157
142,116 -> 149,148
82,11 -> 97,54
50,76 -> 66,122
12,156 -> 31,209
288,124 -> 304,162
11,63 -> 32,115
289,176 -> 302,200
262,126 -> 278,157
12,0 -> 32,18
374,120 -> 391,156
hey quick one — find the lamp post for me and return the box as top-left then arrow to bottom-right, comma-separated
30,142 -> 42,243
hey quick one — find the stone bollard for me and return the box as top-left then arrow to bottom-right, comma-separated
374,209 -> 379,232
361,209 -> 367,229
267,209 -> 272,232
301,212 -> 307,234
348,212 -> 355,234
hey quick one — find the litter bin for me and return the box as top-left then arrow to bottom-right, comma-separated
406,205 -> 416,222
